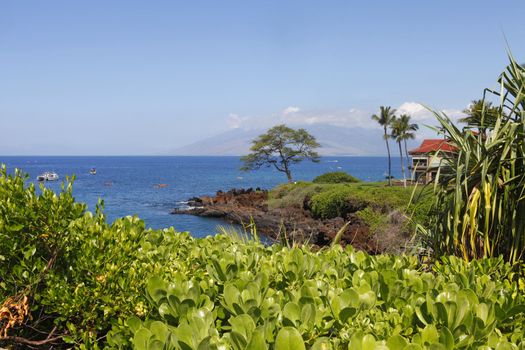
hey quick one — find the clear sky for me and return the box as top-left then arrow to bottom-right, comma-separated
1,1 -> 524,155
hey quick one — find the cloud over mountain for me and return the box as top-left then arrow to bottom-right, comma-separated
171,102 -> 467,156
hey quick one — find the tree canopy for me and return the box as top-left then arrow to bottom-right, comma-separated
240,124 -> 320,182
459,99 -> 502,129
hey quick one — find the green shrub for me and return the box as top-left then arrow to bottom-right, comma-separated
356,207 -> 387,231
310,187 -> 358,219
107,240 -> 525,349
0,167 -> 185,347
313,171 -> 360,184
268,182 -> 324,209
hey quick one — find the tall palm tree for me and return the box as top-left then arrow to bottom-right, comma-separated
390,117 -> 406,186
371,106 -> 396,186
397,114 -> 419,171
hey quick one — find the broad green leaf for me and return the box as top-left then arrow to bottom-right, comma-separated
311,337 -> 332,350
246,330 -> 268,350
386,335 -> 408,350
275,327 -> 305,350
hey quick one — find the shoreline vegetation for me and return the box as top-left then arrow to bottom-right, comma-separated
1,168 -> 524,349
172,178 -> 432,255
2,55 -> 525,348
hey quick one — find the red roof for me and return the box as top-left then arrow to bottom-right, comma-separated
409,139 -> 457,155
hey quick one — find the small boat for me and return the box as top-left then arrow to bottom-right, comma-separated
89,168 -> 97,175
36,172 -> 59,182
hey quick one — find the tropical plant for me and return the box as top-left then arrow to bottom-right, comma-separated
391,115 -> 419,186
425,53 -> 525,265
399,114 -> 419,171
240,124 -> 320,183
312,171 -> 360,184
372,106 -> 396,186
459,99 -> 502,131
391,117 -> 406,185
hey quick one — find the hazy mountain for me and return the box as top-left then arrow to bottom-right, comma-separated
170,124 -> 419,156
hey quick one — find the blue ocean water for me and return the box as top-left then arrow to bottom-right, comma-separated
1,156 -> 404,237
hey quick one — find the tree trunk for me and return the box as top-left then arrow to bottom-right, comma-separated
404,139 -> 411,181
384,128 -> 392,186
286,169 -> 293,183
282,160 -> 293,183
398,141 -> 406,187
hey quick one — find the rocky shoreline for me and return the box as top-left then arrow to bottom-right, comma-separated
172,187 -> 397,253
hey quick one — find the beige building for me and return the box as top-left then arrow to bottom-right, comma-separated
409,139 -> 456,184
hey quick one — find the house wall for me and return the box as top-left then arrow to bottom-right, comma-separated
410,154 -> 444,183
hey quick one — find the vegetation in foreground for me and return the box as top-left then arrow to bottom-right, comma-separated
426,53 -> 525,265
2,168 -> 525,349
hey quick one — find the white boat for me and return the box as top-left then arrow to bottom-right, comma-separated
36,172 -> 59,182
89,168 -> 97,175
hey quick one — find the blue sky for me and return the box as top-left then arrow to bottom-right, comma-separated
1,1 -> 524,155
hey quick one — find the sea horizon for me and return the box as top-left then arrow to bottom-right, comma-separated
1,155 -> 406,236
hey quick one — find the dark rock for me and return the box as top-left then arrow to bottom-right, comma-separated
172,187 -> 388,253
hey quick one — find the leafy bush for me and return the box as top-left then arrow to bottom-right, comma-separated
0,167 -> 186,347
313,171 -> 361,184
310,187 -> 357,219
107,236 -> 525,349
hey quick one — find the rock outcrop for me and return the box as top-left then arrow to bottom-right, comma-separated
172,188 -> 389,253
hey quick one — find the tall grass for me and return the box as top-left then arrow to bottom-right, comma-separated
426,53 -> 525,265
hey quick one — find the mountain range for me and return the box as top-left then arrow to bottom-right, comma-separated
170,124 -> 421,156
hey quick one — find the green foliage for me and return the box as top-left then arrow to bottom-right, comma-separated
313,171 -> 361,184
269,181 -> 433,242
240,124 -> 321,182
0,166 -> 192,347
372,106 -> 397,186
107,236 -> 525,349
459,99 -> 502,129
267,181 -> 324,209
310,187 -> 356,219
2,166 -> 525,348
426,53 -> 525,265
356,207 -> 387,232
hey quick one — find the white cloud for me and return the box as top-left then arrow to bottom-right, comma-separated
283,106 -> 300,115
226,103 -> 466,134
281,108 -> 374,128
227,113 -> 248,129
396,102 -> 434,122
396,102 -> 465,124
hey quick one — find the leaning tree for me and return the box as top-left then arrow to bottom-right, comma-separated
240,124 -> 320,183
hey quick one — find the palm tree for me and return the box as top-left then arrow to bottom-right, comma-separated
459,99 -> 501,130
372,106 -> 396,186
390,117 -> 406,186
397,114 -> 419,171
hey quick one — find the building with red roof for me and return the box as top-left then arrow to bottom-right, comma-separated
408,139 -> 456,184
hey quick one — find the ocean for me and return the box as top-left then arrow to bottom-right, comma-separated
1,156 -> 404,237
